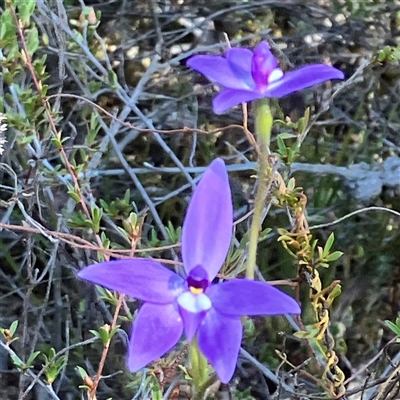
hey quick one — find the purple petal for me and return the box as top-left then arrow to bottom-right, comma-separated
207,280 -> 301,316
225,47 -> 255,89
128,303 -> 183,371
187,55 -> 251,90
181,159 -> 233,280
178,305 -> 207,341
213,89 -> 263,114
77,259 -> 185,303
198,308 -> 242,383
265,64 -> 345,98
251,41 -> 278,89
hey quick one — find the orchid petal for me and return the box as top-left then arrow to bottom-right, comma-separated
198,308 -> 242,383
265,64 -> 345,98
128,303 -> 183,371
187,55 -> 251,90
213,89 -> 263,114
78,259 -> 185,303
226,47 -> 255,89
251,41 -> 278,88
181,159 -> 233,280
178,305 -> 207,341
207,280 -> 301,316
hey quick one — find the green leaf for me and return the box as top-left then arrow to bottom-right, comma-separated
26,27 -> 39,56
9,320 -> 18,336
0,10 -> 16,42
276,135 -> 287,156
294,330 -> 317,339
99,325 -> 111,346
42,348 -> 66,384
96,286 -> 119,306
67,190 -> 81,203
68,211 -> 93,229
326,251 -> 343,262
16,0 -> 36,26
76,366 -> 88,380
278,132 -> 297,140
108,70 -> 118,90
149,375 -> 162,400
87,113 -> 101,146
91,204 -> 103,234
385,320 -> 400,336
165,221 -> 181,243
11,353 -> 24,368
100,232 -> 110,251
25,351 -> 41,368
297,107 -> 310,135
327,284 -> 342,303
323,232 -> 335,257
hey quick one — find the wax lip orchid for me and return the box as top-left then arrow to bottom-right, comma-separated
78,158 -> 301,383
187,41 -> 344,114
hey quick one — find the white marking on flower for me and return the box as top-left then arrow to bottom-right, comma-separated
268,68 -> 284,84
177,291 -> 211,313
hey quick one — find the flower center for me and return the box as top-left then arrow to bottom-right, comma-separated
190,286 -> 204,295
186,265 -> 209,293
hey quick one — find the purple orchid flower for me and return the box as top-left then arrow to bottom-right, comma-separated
187,41 -> 344,114
77,158 -> 300,383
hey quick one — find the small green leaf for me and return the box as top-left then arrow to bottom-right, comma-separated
26,27 -> 39,56
149,375 -> 162,400
91,204 -> 103,233
42,32 -> 49,46
385,320 -> 400,337
89,329 -> 101,340
108,70 -> 118,90
67,190 -> 81,203
11,354 -> 24,368
17,0 -> 36,26
100,232 -> 110,252
99,325 -> 111,346
327,285 -> 342,303
276,135 -> 287,155
323,233 -> 335,257
294,330 -> 317,339
42,348 -> 66,384
278,132 -> 297,140
76,365 -> 88,380
326,251 -> 343,262
9,320 -> 18,336
25,351 -> 41,368
297,107 -> 310,135
68,211 -> 94,229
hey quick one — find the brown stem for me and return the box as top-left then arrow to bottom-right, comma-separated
89,294 -> 125,399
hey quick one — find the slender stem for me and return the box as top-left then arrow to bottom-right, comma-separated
189,337 -> 208,392
89,239 -> 137,399
192,375 -> 217,400
89,294 -> 124,399
246,99 -> 273,279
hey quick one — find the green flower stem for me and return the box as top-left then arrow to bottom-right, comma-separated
246,99 -> 273,279
189,337 -> 208,392
192,375 -> 217,400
